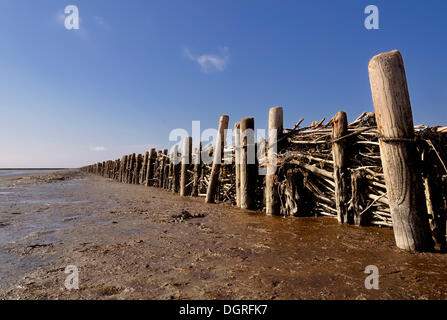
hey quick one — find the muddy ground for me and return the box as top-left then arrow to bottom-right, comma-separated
0,170 -> 446,300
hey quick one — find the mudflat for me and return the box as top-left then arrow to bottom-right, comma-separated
0,170 -> 446,300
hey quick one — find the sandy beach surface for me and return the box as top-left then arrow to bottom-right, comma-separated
0,170 -> 446,300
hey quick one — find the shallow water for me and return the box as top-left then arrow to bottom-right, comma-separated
0,170 -> 61,178
0,173 -> 92,289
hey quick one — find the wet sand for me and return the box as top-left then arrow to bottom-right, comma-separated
0,170 -> 446,300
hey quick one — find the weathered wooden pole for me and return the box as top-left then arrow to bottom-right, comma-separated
120,155 -> 127,182
234,122 -> 242,207
167,153 -> 173,190
206,115 -> 230,203
172,144 -> 180,193
145,148 -> 156,186
133,154 -> 142,184
192,143 -> 202,197
129,153 -> 136,184
123,157 -> 127,182
162,149 -> 169,189
266,107 -> 283,215
125,155 -> 131,183
180,137 -> 192,196
125,154 -> 131,183
240,117 -> 256,210
332,111 -> 349,224
140,151 -> 149,184
351,170 -> 368,226
154,150 -> 162,187
368,50 -> 433,251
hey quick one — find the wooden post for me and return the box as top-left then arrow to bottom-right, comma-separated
140,151 -> 149,184
125,155 -> 131,183
133,154 -> 142,184
180,137 -> 192,196
351,170 -> 368,226
125,154 -> 133,183
240,117 -> 256,210
129,153 -> 136,184
163,149 -> 171,189
145,148 -> 156,186
162,149 -> 169,189
192,143 -> 202,197
206,115 -> 230,203
172,145 -> 181,193
119,156 -> 125,182
234,122 -> 242,207
158,149 -> 166,187
332,111 -> 349,224
154,150 -> 162,187
167,153 -> 173,190
368,50 -> 433,251
266,107 -> 283,215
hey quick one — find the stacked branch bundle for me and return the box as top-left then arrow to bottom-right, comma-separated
277,112 -> 391,227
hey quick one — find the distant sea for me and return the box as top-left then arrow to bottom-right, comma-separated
0,169 -> 65,178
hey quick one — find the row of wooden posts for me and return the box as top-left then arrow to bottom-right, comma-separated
82,50 -> 440,252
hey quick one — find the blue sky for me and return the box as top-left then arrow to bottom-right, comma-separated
0,0 -> 446,167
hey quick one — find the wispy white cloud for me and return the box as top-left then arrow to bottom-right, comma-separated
90,146 -> 107,152
183,47 -> 230,73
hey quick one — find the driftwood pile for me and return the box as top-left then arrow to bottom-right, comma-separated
277,112 -> 390,226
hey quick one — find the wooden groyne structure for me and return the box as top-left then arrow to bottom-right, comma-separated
81,50 -> 447,252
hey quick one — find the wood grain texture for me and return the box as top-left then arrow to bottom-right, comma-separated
180,137 -> 192,196
234,122 -> 242,207
145,148 -> 156,186
332,111 -> 349,224
266,107 -> 283,215
206,115 -> 229,203
368,50 -> 433,251
240,117 -> 256,210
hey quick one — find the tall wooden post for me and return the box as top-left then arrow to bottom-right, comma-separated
368,50 -> 433,251
167,153 -> 174,190
119,156 -> 125,182
266,107 -> 283,215
332,111 -> 349,224
154,150 -> 162,187
126,155 -> 131,183
206,115 -> 229,203
129,153 -> 136,184
180,137 -> 192,196
158,149 -> 167,187
145,148 -> 156,186
162,149 -> 169,189
192,143 -> 202,197
172,144 -> 180,193
133,154 -> 142,184
234,122 -> 242,207
240,117 -> 256,210
140,151 -> 149,184
125,154 -> 132,183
